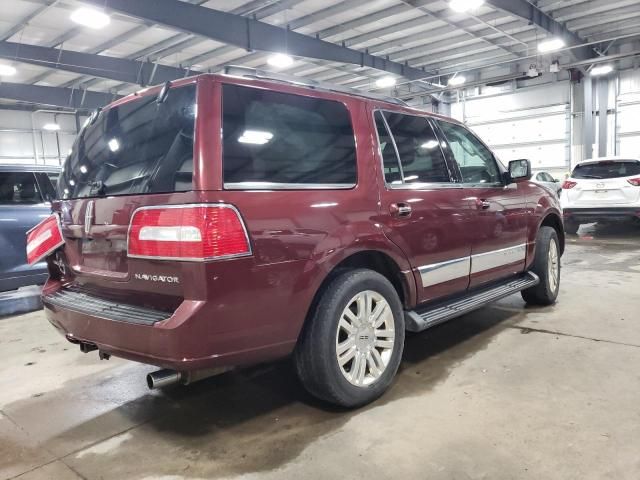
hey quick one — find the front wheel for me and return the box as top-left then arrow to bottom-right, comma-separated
294,269 -> 405,408
521,226 -> 561,306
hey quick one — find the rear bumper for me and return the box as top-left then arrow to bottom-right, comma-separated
42,280 -> 296,371
563,207 -> 640,222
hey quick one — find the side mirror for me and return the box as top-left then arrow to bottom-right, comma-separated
553,178 -> 559,183
506,159 -> 531,184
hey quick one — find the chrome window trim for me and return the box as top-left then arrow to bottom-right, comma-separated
126,203 -> 253,262
223,182 -> 355,190
371,108 -> 458,190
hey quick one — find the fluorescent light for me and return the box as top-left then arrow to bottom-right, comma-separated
448,75 -> 466,86
80,165 -> 88,174
267,53 -> 294,68
0,64 -> 17,76
238,130 -> 274,145
538,38 -> 565,53
404,175 -> 419,181
70,7 -> 110,29
591,65 -> 614,76
42,123 -> 61,131
420,140 -> 439,149
108,138 -> 120,152
375,76 -> 397,88
449,0 -> 484,13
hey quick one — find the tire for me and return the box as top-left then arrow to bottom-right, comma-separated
521,226 -> 561,306
294,269 -> 405,408
564,220 -> 579,235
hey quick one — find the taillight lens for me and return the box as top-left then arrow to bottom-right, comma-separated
627,177 -> 640,186
128,204 -> 251,261
26,214 -> 65,265
562,180 -> 577,189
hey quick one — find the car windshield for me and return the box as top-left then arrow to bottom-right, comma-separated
572,160 -> 640,179
57,84 -> 196,199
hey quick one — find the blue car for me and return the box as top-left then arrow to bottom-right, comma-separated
0,164 -> 59,292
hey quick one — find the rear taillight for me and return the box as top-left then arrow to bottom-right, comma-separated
562,180 -> 577,189
26,214 -> 65,265
127,204 -> 251,261
627,177 -> 640,186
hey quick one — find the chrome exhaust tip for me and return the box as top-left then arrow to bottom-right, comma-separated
146,369 -> 182,389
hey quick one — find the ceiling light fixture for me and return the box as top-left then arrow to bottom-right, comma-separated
0,64 -> 17,76
375,76 -> 397,88
42,123 -> 61,131
238,130 -> 274,145
267,53 -> 294,69
591,65 -> 614,76
448,75 -> 466,86
449,0 -> 484,13
70,7 -> 111,29
538,38 -> 565,53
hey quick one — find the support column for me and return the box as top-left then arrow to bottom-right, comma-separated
597,77 -> 609,158
582,75 -> 594,160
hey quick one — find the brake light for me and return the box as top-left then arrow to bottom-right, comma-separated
128,204 -> 251,261
562,180 -> 577,189
26,214 -> 64,265
627,177 -> 640,186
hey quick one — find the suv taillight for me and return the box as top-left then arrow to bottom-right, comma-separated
562,180 -> 577,189
627,177 -> 640,186
26,214 -> 65,265
128,204 -> 251,261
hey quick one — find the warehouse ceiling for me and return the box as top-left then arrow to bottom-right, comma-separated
0,0 -> 639,110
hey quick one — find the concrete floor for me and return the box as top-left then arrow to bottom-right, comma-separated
1,223 -> 639,480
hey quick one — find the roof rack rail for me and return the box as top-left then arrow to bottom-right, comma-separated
221,65 -> 408,107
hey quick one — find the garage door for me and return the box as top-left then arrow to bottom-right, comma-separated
617,93 -> 640,159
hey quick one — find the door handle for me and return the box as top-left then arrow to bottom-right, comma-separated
476,199 -> 491,210
390,203 -> 412,218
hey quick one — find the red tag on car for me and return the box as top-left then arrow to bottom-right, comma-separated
26,214 -> 64,265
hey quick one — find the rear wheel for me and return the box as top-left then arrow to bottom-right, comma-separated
521,226 -> 561,306
294,269 -> 405,408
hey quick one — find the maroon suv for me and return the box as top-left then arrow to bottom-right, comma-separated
33,68 -> 564,407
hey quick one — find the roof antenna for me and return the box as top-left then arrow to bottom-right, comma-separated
157,81 -> 171,104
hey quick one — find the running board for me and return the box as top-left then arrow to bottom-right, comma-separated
404,272 -> 540,333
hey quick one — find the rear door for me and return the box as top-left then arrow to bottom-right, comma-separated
0,171 -> 51,291
53,81 -> 198,308
566,160 -> 640,207
373,109 -> 473,304
436,120 -> 529,288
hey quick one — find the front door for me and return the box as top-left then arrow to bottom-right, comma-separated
372,109 -> 473,304
436,120 -> 528,287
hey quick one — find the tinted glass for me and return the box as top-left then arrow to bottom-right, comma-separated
222,84 -> 356,186
58,84 -> 196,199
0,172 -> 42,204
438,121 -> 501,184
383,112 -> 450,183
572,161 -> 640,179
374,111 -> 402,184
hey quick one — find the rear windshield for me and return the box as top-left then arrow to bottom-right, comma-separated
0,172 -> 43,204
58,84 -> 196,199
572,160 -> 640,179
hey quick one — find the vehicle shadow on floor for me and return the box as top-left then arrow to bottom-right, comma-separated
1,303 -> 525,478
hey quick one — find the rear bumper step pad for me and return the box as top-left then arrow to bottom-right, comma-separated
43,287 -> 172,325
405,271 -> 539,333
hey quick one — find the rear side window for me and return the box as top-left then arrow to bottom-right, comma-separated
572,161 -> 640,179
0,172 -> 42,204
376,111 -> 450,184
58,84 -> 196,199
222,84 -> 356,187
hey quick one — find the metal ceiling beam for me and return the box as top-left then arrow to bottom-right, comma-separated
79,0 -> 429,80
0,82 -> 119,110
484,0 -> 596,61
0,41 -> 192,85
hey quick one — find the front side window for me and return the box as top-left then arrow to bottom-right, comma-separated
381,112 -> 450,184
438,121 -> 501,185
0,172 -> 42,205
222,84 -> 356,187
374,111 -> 402,184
